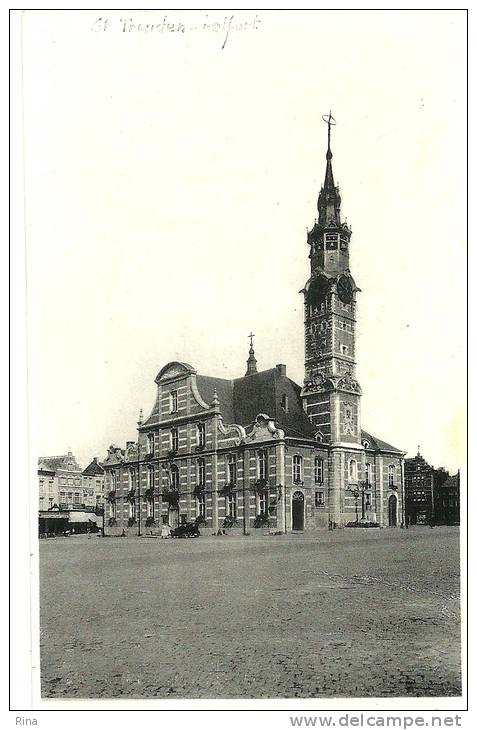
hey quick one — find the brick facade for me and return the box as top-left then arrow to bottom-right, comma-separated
102,123 -> 405,536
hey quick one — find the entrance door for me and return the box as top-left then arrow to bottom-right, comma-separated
388,494 -> 397,527
292,491 -> 304,531
168,507 -> 179,529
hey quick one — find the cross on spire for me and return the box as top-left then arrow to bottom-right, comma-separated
245,331 -> 257,377
322,110 -> 336,157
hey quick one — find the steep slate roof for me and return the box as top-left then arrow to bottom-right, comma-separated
361,430 -> 404,455
82,458 -> 105,476
147,360 -> 404,450
38,454 -> 82,473
195,375 -> 235,424
232,369 -> 316,438
194,367 -> 317,439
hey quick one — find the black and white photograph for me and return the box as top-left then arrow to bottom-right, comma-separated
10,6 -> 468,719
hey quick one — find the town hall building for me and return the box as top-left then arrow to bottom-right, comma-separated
103,116 -> 405,535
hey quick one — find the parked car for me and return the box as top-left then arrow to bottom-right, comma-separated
170,521 -> 200,538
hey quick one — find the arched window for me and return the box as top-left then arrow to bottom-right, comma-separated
388,464 -> 395,487
129,468 -> 137,490
348,459 -> 357,481
293,455 -> 303,484
170,464 -> 180,490
128,498 -> 136,520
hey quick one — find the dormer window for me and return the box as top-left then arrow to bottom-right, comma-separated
281,394 -> 289,412
170,390 -> 178,413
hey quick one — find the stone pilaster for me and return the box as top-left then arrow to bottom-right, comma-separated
276,441 -> 286,532
376,455 -> 384,526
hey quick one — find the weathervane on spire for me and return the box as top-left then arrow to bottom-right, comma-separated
249,331 -> 255,350
322,110 -> 336,155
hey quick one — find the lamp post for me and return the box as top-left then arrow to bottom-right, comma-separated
348,481 -> 369,522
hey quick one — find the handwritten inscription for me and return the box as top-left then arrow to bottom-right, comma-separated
91,15 -> 262,50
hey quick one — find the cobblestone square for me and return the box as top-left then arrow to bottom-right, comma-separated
39,527 -> 461,699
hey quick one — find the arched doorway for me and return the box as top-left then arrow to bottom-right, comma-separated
292,491 -> 304,531
388,494 -> 397,527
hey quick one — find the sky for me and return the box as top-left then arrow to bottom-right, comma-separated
22,9 -> 466,472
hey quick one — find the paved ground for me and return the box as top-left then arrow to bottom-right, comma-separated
39,527 -> 461,699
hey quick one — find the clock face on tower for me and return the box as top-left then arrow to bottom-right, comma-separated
308,274 -> 330,308
337,274 -> 353,304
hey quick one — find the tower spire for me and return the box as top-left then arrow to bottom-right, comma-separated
318,111 -> 340,226
245,331 -> 257,376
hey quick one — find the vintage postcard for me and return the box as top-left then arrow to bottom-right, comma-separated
11,6 -> 467,720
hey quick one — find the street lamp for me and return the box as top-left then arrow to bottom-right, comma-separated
348,481 -> 369,522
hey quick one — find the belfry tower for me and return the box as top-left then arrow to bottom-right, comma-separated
301,113 -> 362,445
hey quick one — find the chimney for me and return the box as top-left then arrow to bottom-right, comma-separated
276,364 -> 286,377
93,457 -> 98,463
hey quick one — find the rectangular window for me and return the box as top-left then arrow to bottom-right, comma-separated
365,463 -> 371,484
257,451 -> 268,481
388,465 -> 395,487
314,457 -> 324,484
147,498 -> 154,519
197,493 -> 206,518
170,427 -> 179,452
315,490 -> 325,507
129,500 -> 136,520
170,390 -> 178,413
197,458 -> 206,487
281,394 -> 289,412
129,468 -> 137,490
109,501 -> 117,519
196,423 -> 206,448
148,465 -> 155,490
73,493 -> 80,504
227,454 -> 237,484
226,492 -> 237,518
147,433 -> 155,455
258,491 -> 269,515
293,455 -> 303,484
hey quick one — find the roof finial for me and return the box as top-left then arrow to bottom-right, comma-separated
212,387 -> 220,409
322,110 -> 336,160
245,331 -> 258,377
137,408 -> 143,426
